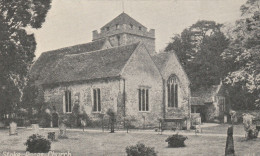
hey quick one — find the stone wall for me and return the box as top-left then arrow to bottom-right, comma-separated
124,34 -> 155,55
161,53 -> 191,121
121,44 -> 163,128
43,79 -> 121,120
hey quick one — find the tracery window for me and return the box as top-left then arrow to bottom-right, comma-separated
167,76 -> 178,107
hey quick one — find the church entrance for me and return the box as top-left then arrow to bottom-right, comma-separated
52,113 -> 59,127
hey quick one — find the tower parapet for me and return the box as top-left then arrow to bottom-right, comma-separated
92,13 -> 156,55
92,24 -> 155,41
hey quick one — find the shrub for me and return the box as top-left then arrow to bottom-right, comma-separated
126,143 -> 157,156
25,134 -> 51,153
165,134 -> 187,147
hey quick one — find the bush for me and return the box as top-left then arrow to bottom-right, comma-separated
165,134 -> 187,147
126,143 -> 157,156
25,134 -> 51,153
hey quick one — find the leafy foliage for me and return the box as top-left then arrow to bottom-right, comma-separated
25,134 -> 51,153
222,0 -> 260,108
165,20 -> 229,90
0,0 -> 52,118
165,134 -> 188,147
125,143 -> 157,156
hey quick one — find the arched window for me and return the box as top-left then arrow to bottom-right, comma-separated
167,76 -> 178,107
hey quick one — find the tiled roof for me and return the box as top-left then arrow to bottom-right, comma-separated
43,42 -> 140,85
101,13 -> 146,29
152,52 -> 171,72
30,39 -> 108,84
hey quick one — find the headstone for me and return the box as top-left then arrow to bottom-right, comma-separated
224,115 -> 228,123
59,123 -> 67,138
195,124 -> 201,134
225,126 -> 235,156
32,124 -> 39,134
81,119 -> 86,131
9,122 -> 17,135
230,110 -> 237,124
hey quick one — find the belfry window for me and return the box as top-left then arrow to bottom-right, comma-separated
167,76 -> 178,108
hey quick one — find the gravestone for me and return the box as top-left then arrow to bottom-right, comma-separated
59,123 -> 67,138
224,115 -> 227,123
225,126 -> 235,156
230,110 -> 237,124
81,119 -> 86,131
32,124 -> 39,134
9,122 -> 17,135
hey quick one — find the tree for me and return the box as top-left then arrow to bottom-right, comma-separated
165,20 -> 229,90
0,0 -> 52,118
222,0 -> 260,108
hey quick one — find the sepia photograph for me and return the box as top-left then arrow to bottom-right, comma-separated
0,0 -> 259,155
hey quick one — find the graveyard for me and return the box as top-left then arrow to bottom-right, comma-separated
1,124 -> 260,155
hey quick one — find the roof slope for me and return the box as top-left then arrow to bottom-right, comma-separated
101,13 -> 146,29
152,52 -> 171,72
30,39 -> 107,84
43,43 -> 140,85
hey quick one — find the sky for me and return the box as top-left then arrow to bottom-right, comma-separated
32,0 -> 246,59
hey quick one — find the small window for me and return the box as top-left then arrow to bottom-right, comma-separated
116,24 -> 119,29
93,88 -> 101,112
139,26 -> 142,30
117,35 -> 120,45
130,24 -> 133,29
65,90 -> 72,113
138,88 -> 149,111
106,27 -> 109,31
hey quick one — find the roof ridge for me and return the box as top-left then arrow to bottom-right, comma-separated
101,12 -> 146,29
65,42 -> 140,57
41,38 -> 107,54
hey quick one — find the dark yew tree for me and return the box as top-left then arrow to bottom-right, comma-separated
0,0 -> 51,118
165,20 -> 230,90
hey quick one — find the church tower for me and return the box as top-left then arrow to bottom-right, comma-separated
92,13 -> 155,54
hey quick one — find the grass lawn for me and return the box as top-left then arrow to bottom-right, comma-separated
0,125 -> 259,156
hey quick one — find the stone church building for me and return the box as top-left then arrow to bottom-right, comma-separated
30,13 -> 191,129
